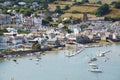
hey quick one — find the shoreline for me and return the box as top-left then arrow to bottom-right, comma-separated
0,41 -> 120,59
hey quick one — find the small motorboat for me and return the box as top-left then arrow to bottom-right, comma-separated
88,69 -> 102,73
89,63 -> 98,69
13,59 -> 17,62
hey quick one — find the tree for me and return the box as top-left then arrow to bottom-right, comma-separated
96,1 -> 102,4
0,28 -> 8,35
64,5 -> 70,10
48,0 -> 55,3
95,4 -> 110,16
45,16 -> 53,22
82,0 -> 89,3
19,8 -> 32,16
42,20 -> 49,25
55,5 -> 63,14
114,2 -> 120,9
32,42 -> 41,50
72,2 -> 83,6
105,16 -> 120,22
111,1 -> 117,5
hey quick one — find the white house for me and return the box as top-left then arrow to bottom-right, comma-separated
33,17 -> 42,26
68,24 -> 81,33
58,23 -> 64,28
18,2 -> 26,5
0,14 -> 12,24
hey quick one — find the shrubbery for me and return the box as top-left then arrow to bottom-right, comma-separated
32,42 -> 41,50
95,4 -> 111,16
105,16 -> 120,22
114,2 -> 120,9
0,28 -> 8,35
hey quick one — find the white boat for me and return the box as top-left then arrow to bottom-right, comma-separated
89,63 -> 97,66
88,57 -> 97,63
88,69 -> 102,73
89,63 -> 99,69
97,50 -> 111,57
88,63 -> 102,73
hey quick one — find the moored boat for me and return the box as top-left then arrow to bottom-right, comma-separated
88,69 -> 102,73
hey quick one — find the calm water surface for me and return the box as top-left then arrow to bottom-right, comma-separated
0,44 -> 120,80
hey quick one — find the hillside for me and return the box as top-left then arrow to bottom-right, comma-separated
48,1 -> 120,19
56,0 -> 120,4
104,7 -> 120,17
89,0 -> 120,4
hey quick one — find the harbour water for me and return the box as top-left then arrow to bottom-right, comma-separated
0,44 -> 120,80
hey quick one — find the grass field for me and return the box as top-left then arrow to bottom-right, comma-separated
49,1 -> 120,18
104,8 -> 120,17
66,5 -> 98,13
89,0 -> 120,4
48,4 -> 66,9
48,1 -> 73,9
61,13 -> 96,19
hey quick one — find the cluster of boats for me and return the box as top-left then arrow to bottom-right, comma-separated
88,63 -> 102,73
88,50 -> 111,73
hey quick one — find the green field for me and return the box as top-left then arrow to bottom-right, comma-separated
48,1 -> 120,18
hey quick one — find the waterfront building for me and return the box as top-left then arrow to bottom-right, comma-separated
23,17 -> 34,26
0,14 -> 12,25
12,14 -> 23,24
3,1 -> 11,6
33,17 -> 42,27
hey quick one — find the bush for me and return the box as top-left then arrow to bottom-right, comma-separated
42,20 -> 50,25
95,4 -> 111,16
111,1 -> 117,5
45,16 -> 53,22
64,5 -> 70,10
72,2 -> 83,6
114,2 -> 120,9
0,28 -> 8,35
17,29 -> 30,34
32,42 -> 41,50
105,16 -> 120,22
55,5 -> 64,14
82,0 -> 89,3
64,26 -> 72,33
96,1 -> 102,4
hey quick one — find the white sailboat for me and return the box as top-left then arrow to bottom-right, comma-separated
88,68 -> 102,73
88,63 -> 102,73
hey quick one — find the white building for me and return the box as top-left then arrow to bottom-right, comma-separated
33,17 -> 42,26
0,14 -> 12,24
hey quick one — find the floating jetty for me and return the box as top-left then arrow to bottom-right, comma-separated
97,50 -> 111,57
65,48 -> 85,57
